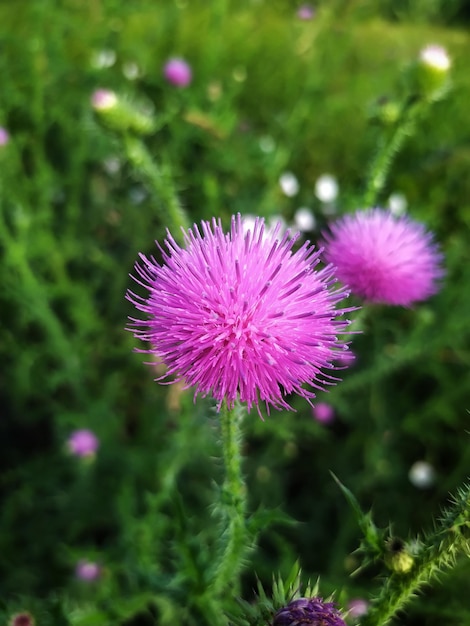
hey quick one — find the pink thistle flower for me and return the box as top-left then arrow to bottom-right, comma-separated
67,429 -> 99,458
273,597 -> 346,626
75,559 -> 101,581
312,401 -> 335,424
163,58 -> 192,87
0,127 -> 10,146
347,598 -> 369,618
127,215 -> 354,415
321,208 -> 444,306
91,88 -> 117,111
8,613 -> 35,626
297,4 -> 316,20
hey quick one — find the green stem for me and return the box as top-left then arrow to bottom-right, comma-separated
363,100 -> 425,207
123,134 -> 190,236
361,483 -> 470,626
211,401 -> 248,597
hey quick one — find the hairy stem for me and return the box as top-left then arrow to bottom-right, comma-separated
211,402 -> 248,597
361,483 -> 470,626
363,100 -> 425,207
124,134 -> 190,236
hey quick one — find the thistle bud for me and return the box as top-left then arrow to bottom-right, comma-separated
368,97 -> 401,126
91,89 -> 156,135
384,537 -> 414,574
272,597 -> 346,626
8,613 -> 35,626
415,44 -> 451,102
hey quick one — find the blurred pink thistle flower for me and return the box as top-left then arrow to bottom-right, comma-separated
321,208 -> 444,306
347,598 -> 369,618
297,4 -> 315,20
312,402 -> 335,424
75,560 -> 101,581
0,127 -> 10,146
91,88 -> 117,111
67,429 -> 99,458
9,613 -> 35,626
163,58 -> 192,87
127,214 -> 354,415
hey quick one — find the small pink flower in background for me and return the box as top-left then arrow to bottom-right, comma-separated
0,127 -> 10,146
347,598 -> 369,618
75,559 -> 101,581
297,4 -> 315,20
163,58 -> 192,87
127,214 -> 354,415
321,208 -> 444,306
8,613 -> 35,626
91,88 -> 118,111
67,429 -> 99,458
312,402 -> 335,424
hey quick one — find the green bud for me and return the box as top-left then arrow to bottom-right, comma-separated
368,97 -> 401,127
91,89 -> 156,135
384,537 -> 414,574
415,44 -> 451,102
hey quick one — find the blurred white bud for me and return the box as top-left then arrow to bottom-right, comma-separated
419,44 -> 451,72
92,49 -> 116,69
259,135 -> 275,153
279,172 -> 299,197
409,460 -> 435,489
388,192 -> 407,216
103,157 -> 121,175
123,62 -> 140,80
314,173 -> 338,203
293,207 -> 316,232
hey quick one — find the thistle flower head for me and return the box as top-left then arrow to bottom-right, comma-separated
273,597 -> 346,626
67,429 -> 99,458
163,57 -> 192,87
0,127 -> 10,146
321,208 -> 444,306
75,559 -> 101,581
297,4 -> 316,20
8,613 -> 35,626
347,598 -> 369,618
127,215 -> 354,415
415,44 -> 451,101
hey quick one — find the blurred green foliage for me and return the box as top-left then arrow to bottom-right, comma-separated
0,0 -> 469,624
